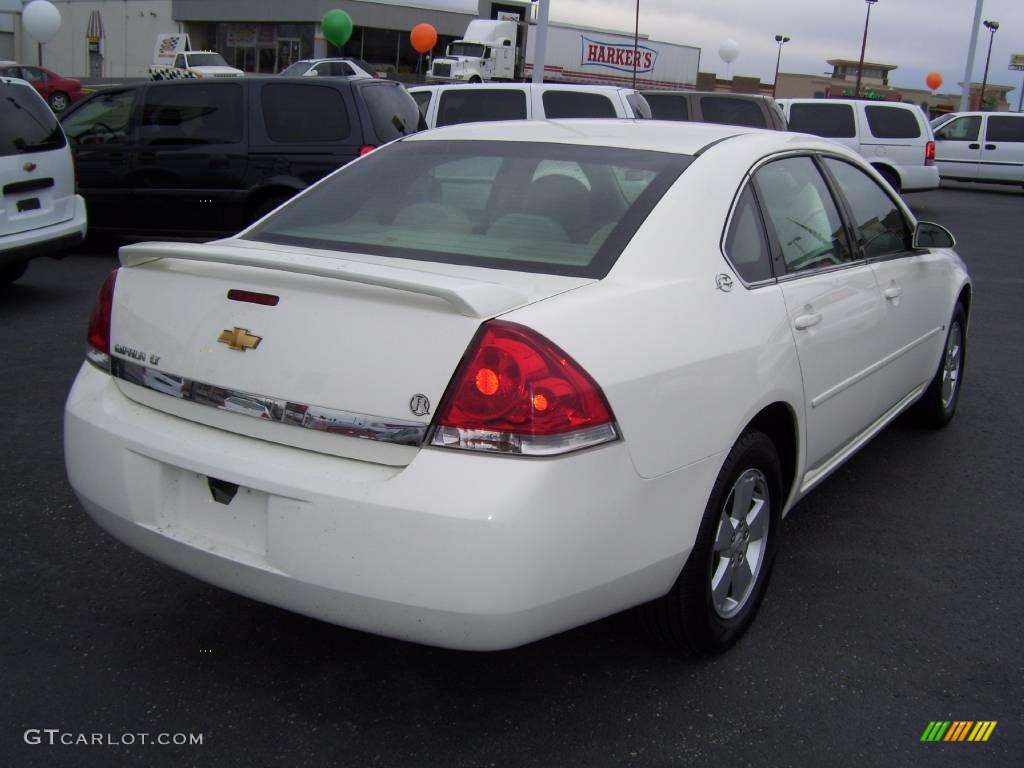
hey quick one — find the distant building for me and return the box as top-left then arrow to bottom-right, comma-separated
775,58 -> 1016,115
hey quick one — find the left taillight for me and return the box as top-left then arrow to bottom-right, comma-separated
85,269 -> 118,372
925,140 -> 936,165
359,144 -> 376,157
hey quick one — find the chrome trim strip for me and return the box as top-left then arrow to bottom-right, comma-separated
110,357 -> 429,446
810,325 -> 944,408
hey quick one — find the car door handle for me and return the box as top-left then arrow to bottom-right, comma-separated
984,144 -> 997,150
794,312 -> 822,330
884,285 -> 903,300
968,143 -> 980,149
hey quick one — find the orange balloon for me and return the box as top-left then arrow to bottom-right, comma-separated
925,71 -> 943,91
410,23 -> 438,55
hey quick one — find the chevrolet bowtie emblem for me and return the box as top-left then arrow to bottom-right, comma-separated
218,327 -> 262,351
23,162 -> 37,172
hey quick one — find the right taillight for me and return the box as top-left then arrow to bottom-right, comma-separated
85,269 -> 118,372
925,140 -> 936,165
430,320 -> 618,456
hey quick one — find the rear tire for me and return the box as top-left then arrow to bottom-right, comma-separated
247,194 -> 292,224
0,260 -> 29,284
640,430 -> 782,654
908,303 -> 966,428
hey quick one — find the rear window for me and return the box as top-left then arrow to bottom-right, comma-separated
865,106 -> 921,138
246,140 -> 691,279
261,83 -> 351,142
436,90 -> 527,127
0,80 -> 66,156
541,90 -> 617,119
359,83 -> 419,141
644,94 -> 689,121
788,103 -> 855,138
139,83 -> 243,145
699,97 -> 767,128
986,116 -> 1024,142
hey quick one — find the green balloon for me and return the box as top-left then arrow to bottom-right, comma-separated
322,9 -> 354,48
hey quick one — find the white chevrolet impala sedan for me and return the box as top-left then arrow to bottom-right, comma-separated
65,120 -> 970,653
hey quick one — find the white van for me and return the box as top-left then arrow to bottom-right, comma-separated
777,99 -> 939,193
1,77 -> 87,284
408,83 -> 651,130
933,111 -> 1024,187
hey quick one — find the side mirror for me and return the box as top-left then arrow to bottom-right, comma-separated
913,221 -> 956,250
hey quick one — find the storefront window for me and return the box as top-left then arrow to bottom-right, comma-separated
215,22 -> 314,74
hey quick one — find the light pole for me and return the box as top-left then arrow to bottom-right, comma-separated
854,0 -> 878,99
772,35 -> 790,97
632,1 -> 640,89
978,19 -> 999,111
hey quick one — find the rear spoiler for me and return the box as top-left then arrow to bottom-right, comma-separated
119,241 -> 528,319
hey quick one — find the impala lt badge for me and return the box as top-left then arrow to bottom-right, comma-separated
218,327 -> 262,351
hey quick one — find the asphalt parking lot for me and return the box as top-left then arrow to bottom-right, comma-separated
2,181 -> 1022,767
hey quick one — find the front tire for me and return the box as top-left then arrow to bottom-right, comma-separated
908,302 -> 967,428
641,431 -> 782,654
48,91 -> 70,112
0,260 -> 29,284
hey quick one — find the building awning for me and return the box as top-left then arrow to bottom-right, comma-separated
86,10 -> 105,40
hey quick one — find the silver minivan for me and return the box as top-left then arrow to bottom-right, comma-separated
777,99 -> 940,193
933,112 -> 1024,187
1,77 -> 86,283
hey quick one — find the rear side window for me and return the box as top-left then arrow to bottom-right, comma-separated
986,116 -> 1024,142
140,83 -> 243,145
788,103 -> 855,139
436,90 -> 527,127
865,106 -> 921,139
0,81 -> 65,156
62,89 -> 137,145
542,91 -> 617,119
261,83 -> 351,142
644,94 -> 689,121
314,61 -> 355,77
935,116 -> 980,142
359,83 -> 419,141
724,186 -> 773,283
700,97 -> 767,129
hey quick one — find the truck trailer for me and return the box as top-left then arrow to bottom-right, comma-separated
428,20 -> 699,91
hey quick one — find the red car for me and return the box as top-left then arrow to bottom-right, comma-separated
0,65 -> 83,112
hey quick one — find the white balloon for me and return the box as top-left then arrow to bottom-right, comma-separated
718,39 -> 740,64
22,1 -> 62,44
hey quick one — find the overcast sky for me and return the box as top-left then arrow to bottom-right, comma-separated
421,0 -> 1023,98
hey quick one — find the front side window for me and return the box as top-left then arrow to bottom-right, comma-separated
788,103 -> 855,139
700,97 -> 767,129
260,83 -> 350,142
754,156 -> 852,274
436,90 -> 527,127
823,158 -> 910,259
62,89 -> 137,146
644,93 -> 689,121
986,116 -> 1024,143
411,91 -> 431,119
278,61 -> 313,77
935,116 -> 980,142
541,91 -> 617,119
246,140 -> 691,278
20,67 -> 47,83
865,106 -> 921,139
174,54 -> 186,69
724,186 -> 773,283
140,83 -> 243,145
625,93 -> 652,119
0,81 -> 65,156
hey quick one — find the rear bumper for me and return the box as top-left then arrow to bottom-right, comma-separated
896,164 -> 940,192
64,364 -> 722,650
0,195 -> 87,266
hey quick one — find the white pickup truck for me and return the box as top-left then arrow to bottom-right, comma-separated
148,34 -> 243,80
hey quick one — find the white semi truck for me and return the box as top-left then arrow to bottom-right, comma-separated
427,20 -> 700,91
148,33 -> 244,80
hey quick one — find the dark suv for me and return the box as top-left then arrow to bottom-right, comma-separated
59,77 -> 419,238
642,91 -> 787,130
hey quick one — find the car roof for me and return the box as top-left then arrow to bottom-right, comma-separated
643,90 -> 771,101
941,111 -> 1022,117
404,117 -> 854,158
408,83 -> 637,95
